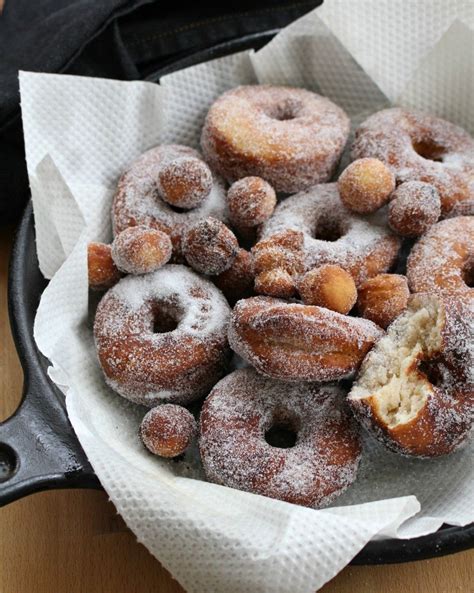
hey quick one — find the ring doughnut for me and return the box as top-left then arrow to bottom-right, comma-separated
257,183 -> 400,285
406,217 -> 474,300
228,296 -> 383,382
112,144 -> 228,255
351,108 -> 474,215
94,265 -> 231,406
201,85 -> 350,193
200,368 -> 362,508
348,293 -> 474,457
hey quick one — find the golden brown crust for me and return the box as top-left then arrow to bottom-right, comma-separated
338,158 -> 395,214
228,296 -> 383,382
255,268 -> 297,299
357,274 -> 410,329
227,176 -> 276,228
88,242 -> 121,290
298,265 -> 357,313
111,226 -> 172,275
140,404 -> 197,458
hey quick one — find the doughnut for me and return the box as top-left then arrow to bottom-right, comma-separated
88,242 -> 121,290
213,248 -> 255,305
406,217 -> 474,299
338,158 -> 395,214
112,144 -> 228,256
201,85 -> 350,193
298,265 -> 357,314
258,183 -> 401,286
252,229 -> 304,278
352,108 -> 474,215
227,177 -> 276,228
157,156 -> 212,210
388,181 -> 441,237
183,218 -> 239,275
254,268 -> 296,300
111,226 -> 172,275
200,368 -> 361,508
140,404 -> 197,458
348,293 -> 473,457
228,296 -> 383,382
357,274 -> 410,329
94,265 -> 231,406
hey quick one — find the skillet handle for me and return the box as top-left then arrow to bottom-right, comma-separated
0,376 -> 99,506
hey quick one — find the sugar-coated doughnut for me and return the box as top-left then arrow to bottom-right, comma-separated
338,158 -> 395,214
88,242 -> 121,290
406,217 -> 474,299
357,274 -> 410,329
111,226 -> 172,274
388,181 -> 441,237
298,265 -> 357,314
349,293 -> 473,457
183,218 -> 239,275
352,108 -> 474,215
258,183 -> 400,286
228,296 -> 383,382
200,368 -> 361,508
112,144 -> 228,256
140,404 -> 197,458
227,176 -> 276,228
201,85 -> 350,193
94,265 -> 231,406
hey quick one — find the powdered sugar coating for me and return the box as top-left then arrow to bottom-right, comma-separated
200,368 -> 361,508
352,108 -> 474,215
407,217 -> 474,299
201,85 -> 350,193
259,183 -> 400,285
227,176 -> 276,227
111,226 -> 172,274
112,144 -> 228,254
338,158 -> 395,214
94,265 -> 231,406
254,268 -> 296,299
228,296 -> 384,382
388,181 -> 441,237
183,217 -> 239,276
157,156 -> 213,210
140,404 -> 197,458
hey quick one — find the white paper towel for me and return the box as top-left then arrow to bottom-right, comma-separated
19,1 -> 474,592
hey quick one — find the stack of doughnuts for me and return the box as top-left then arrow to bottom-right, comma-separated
90,84 -> 474,508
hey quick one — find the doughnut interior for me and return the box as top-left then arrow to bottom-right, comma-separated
350,299 -> 443,428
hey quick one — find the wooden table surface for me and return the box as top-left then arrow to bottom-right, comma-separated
1,227 -> 473,593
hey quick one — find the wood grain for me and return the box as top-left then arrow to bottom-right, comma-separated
0,225 -> 472,592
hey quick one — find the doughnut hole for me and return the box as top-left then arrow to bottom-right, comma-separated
298,265 -> 357,314
112,226 -> 172,275
158,156 -> 213,210
227,176 -> 276,228
338,158 -> 395,214
412,138 -> 446,162
264,413 -> 300,449
87,242 -> 121,290
357,274 -> 409,329
140,404 -> 197,458
388,181 -> 441,237
313,217 -> 347,242
252,230 -> 305,277
255,268 -> 296,299
183,217 -> 239,276
150,302 -> 182,334
214,248 -> 255,305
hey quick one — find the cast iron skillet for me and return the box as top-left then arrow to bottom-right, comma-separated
1,30 -> 473,565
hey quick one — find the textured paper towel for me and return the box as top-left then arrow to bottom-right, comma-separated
20,1 -> 474,592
